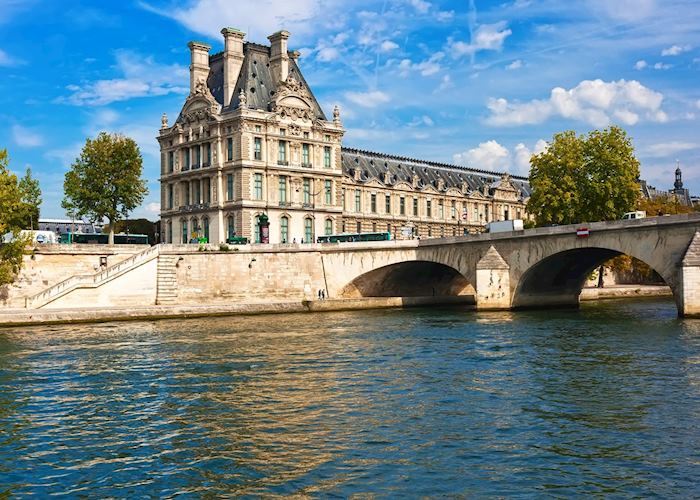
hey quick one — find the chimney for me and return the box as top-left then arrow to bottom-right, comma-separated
268,30 -> 290,83
187,41 -> 211,94
221,27 -> 245,107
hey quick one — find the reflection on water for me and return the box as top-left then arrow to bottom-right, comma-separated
1,298 -> 699,496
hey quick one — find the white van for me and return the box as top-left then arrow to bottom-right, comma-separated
622,211 -> 646,220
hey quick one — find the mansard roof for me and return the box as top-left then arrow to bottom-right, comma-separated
341,147 -> 532,199
207,43 -> 327,119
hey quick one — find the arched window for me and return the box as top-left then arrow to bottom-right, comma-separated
254,216 -> 261,243
280,216 -> 289,243
227,216 -> 235,240
181,219 -> 188,244
304,218 -> 314,244
325,218 -> 333,235
203,216 -> 210,242
191,217 -> 199,241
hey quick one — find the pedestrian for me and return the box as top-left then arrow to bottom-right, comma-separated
318,289 -> 322,300
321,289 -> 326,300
292,237 -> 296,244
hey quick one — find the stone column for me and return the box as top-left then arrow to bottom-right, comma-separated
476,245 -> 511,310
681,231 -> 700,317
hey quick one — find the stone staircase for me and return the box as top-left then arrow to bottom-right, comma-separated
156,255 -> 178,305
25,245 -> 161,309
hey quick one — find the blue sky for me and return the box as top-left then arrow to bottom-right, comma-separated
1,0 -> 699,219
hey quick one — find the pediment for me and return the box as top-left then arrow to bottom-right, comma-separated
177,94 -> 220,124
364,179 -> 384,188
393,181 -> 413,191
445,187 -> 462,196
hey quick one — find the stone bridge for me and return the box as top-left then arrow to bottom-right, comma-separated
320,213 -> 700,317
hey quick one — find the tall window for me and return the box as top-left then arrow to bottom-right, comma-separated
227,138 -> 233,161
279,175 -> 287,203
280,216 -> 289,243
195,146 -> 201,168
227,174 -> 233,201
227,216 -> 235,240
341,189 -> 345,209
385,194 -> 391,214
168,151 -> 174,173
254,137 -> 262,160
371,193 -> 377,213
254,173 -> 263,200
413,198 -> 418,216
302,143 -> 310,166
183,182 -> 190,206
181,220 -> 188,243
168,184 -> 174,209
427,199 -> 432,217
355,189 -> 361,212
325,180 -> 332,205
203,178 -> 211,203
184,148 -> 190,170
400,197 -> 405,215
356,221 -> 362,233
485,205 -> 489,221
504,208 -> 510,220
194,181 -> 201,204
325,218 -> 333,235
372,222 -> 377,232
303,178 -> 311,204
167,220 -> 172,243
451,200 -> 456,219
278,140 -> 287,164
324,146 -> 331,168
203,217 -> 210,242
205,143 -> 211,165
438,200 -> 444,219
304,218 -> 313,243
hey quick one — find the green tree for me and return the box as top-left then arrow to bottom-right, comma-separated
62,132 -> 148,244
527,126 -> 640,226
18,166 -> 41,230
0,149 -> 29,286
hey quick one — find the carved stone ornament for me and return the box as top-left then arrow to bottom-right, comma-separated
161,113 -> 168,129
289,124 -> 302,136
333,105 -> 341,124
270,74 -> 314,122
239,88 -> 247,108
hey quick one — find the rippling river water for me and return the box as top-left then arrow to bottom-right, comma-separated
1,298 -> 699,497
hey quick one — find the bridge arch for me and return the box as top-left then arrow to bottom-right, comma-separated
511,246 -> 678,311
340,260 -> 473,298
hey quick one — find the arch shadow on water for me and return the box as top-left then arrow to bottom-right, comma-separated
512,247 -> 677,313
340,261 -> 473,298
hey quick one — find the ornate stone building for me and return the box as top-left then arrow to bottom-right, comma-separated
159,28 -> 531,244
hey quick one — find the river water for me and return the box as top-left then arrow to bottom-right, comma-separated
1,298 -> 699,497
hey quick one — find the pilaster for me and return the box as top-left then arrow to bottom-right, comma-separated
476,245 -> 511,310
681,231 -> 700,317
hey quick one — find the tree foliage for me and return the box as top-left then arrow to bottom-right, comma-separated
0,149 -> 31,287
637,193 -> 696,216
17,166 -> 41,229
62,132 -> 148,244
527,126 -> 641,225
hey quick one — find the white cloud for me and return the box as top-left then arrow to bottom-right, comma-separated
436,10 -> 454,21
634,60 -> 647,70
436,74 -> 453,92
486,79 -> 668,127
661,44 -> 691,56
45,143 -> 83,168
61,50 -> 188,106
409,0 -> 431,14
449,22 -> 512,58
588,0 -> 657,22
408,115 -> 434,127
0,48 -> 21,66
139,0 -> 323,43
398,52 -> 444,77
379,40 -> 399,52
506,59 -> 523,70
345,90 -> 390,108
653,62 -> 672,70
145,202 -> 161,215
453,139 -> 546,174
11,125 -> 43,148
696,99 -> 700,109
642,141 -> 699,158
316,47 -> 340,62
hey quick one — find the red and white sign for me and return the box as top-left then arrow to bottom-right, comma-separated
576,227 -> 590,238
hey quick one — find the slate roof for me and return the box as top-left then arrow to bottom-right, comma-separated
341,147 -> 532,200
207,43 -> 327,120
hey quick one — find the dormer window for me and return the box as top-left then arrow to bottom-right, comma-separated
255,125 -> 262,133
280,129 -> 286,136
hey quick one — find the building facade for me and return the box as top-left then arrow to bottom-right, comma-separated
159,28 -> 531,244
640,161 -> 694,207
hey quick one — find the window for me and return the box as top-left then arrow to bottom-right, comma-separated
356,221 -> 362,233
194,181 -> 201,204
254,137 -> 262,160
195,146 -> 201,168
168,184 -> 174,209
303,178 -> 311,204
324,146 -> 331,168
342,221 -> 346,232
325,180 -> 332,205
184,148 -> 190,170
227,216 -> 235,239
325,218 -> 333,235
485,205 -> 489,221
227,138 -> 233,161
385,194 -> 391,214
203,178 -> 211,203
428,227 -> 432,237
183,182 -> 190,205
280,216 -> 289,243
254,217 -> 261,243
226,174 -> 233,201
304,218 -> 313,243
355,189 -> 361,212
203,217 -> 210,242
255,125 -> 262,133
303,131 -> 309,139
205,143 -> 211,165
302,143 -> 310,166
438,200 -> 444,219
451,200 -> 456,219
427,199 -> 432,217
504,208 -> 510,220
325,134 -> 331,142
254,173 -> 263,200
386,223 -> 391,233
341,189 -> 346,209
400,197 -> 405,215
517,209 -> 522,219
372,222 -> 377,232
181,220 -> 188,243
279,175 -> 287,203
413,198 -> 418,216
167,220 -> 172,243
168,151 -> 174,173
280,128 -> 286,136
371,193 -> 377,213
278,140 -> 287,164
